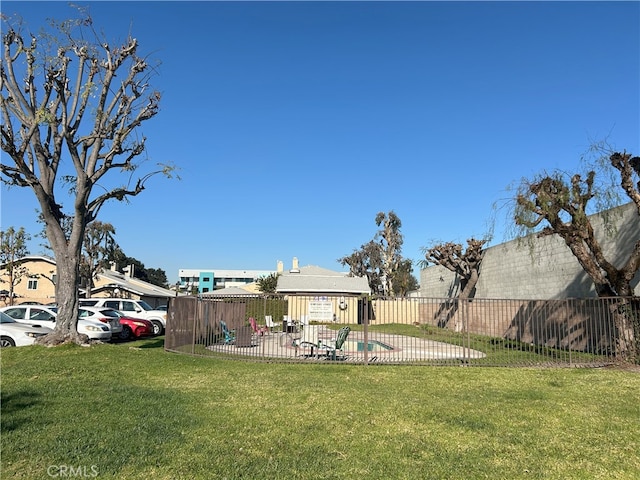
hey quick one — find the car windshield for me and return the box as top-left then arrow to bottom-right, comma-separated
99,309 -> 120,318
137,300 -> 154,311
0,311 -> 16,324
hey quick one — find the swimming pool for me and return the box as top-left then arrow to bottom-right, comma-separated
343,340 -> 394,352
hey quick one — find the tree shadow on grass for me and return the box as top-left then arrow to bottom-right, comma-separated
136,337 -> 165,349
0,389 -> 42,432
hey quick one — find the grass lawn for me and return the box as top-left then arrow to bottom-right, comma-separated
1,337 -> 639,479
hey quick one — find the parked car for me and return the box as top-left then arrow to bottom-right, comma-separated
0,305 -> 112,341
0,311 -> 52,347
0,305 -> 59,324
108,310 -> 154,341
78,306 -> 123,338
79,298 -> 167,336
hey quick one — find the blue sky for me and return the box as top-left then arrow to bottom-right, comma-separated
1,1 -> 639,284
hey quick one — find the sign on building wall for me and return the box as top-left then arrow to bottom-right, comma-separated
308,300 -> 333,321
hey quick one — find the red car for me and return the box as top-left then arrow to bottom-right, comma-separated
86,307 -> 154,341
114,312 -> 154,341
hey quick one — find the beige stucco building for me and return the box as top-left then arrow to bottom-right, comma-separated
1,255 -> 175,308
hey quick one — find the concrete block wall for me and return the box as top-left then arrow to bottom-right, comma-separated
420,202 -> 640,299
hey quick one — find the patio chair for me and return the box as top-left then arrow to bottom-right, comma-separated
248,317 -> 268,336
219,320 -> 235,344
321,326 -> 351,360
298,325 -> 320,356
265,315 -> 280,332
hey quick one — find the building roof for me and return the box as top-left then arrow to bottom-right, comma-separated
200,286 -> 259,297
276,265 -> 370,295
93,270 -> 178,298
178,268 -> 274,278
0,254 -> 56,268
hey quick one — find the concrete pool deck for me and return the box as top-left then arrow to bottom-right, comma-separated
205,325 -> 487,363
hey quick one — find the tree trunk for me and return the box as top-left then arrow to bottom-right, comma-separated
459,269 -> 479,300
608,298 -> 640,363
35,220 -> 88,346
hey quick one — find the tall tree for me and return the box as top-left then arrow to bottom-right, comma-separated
375,211 -> 403,296
146,268 -> 168,288
339,211 -> 416,296
0,227 -> 30,305
513,148 -> 640,360
110,246 -> 168,288
0,10 -> 175,345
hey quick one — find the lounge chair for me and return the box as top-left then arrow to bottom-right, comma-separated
248,317 -> 268,336
265,315 -> 280,332
321,326 -> 351,360
220,320 -> 235,344
298,325 -> 319,356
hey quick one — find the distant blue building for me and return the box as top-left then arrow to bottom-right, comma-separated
178,268 -> 275,294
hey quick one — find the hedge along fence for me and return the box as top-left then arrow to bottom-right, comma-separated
165,294 -> 639,366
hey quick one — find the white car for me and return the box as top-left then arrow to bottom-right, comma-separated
79,298 -> 167,335
78,306 -> 123,338
0,305 -> 112,341
0,311 -> 53,347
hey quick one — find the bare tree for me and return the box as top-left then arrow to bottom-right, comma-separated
419,238 -> 487,329
513,148 -> 640,360
0,226 -> 30,305
514,151 -> 640,297
0,10 -> 176,345
421,238 -> 487,299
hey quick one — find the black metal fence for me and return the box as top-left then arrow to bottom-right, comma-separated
164,294 -> 639,366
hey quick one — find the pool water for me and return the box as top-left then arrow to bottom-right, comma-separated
344,340 -> 394,352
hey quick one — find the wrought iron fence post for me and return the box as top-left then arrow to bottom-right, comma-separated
460,298 -> 469,365
363,296 -> 369,365
567,299 -> 572,367
190,297 -> 197,355
466,300 -> 471,365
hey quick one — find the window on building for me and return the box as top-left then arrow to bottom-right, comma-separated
202,287 -> 209,293
27,278 -> 38,290
202,277 -> 210,282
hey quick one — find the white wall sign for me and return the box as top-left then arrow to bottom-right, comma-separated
308,300 -> 333,321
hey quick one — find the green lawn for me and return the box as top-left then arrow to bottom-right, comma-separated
1,337 -> 639,479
